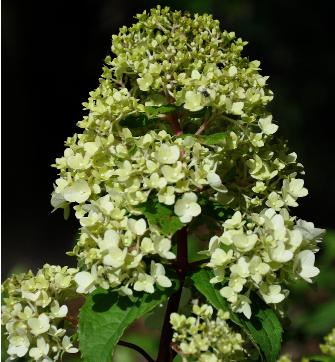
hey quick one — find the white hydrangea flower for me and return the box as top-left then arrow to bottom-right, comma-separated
223,211 -> 244,229
145,173 -> 167,189
103,247 -> 127,268
208,248 -> 234,267
259,284 -> 286,304
127,218 -> 147,236
234,295 -> 252,319
74,271 -> 96,294
158,186 -> 176,205
63,179 -> 91,203
137,73 -> 153,91
155,144 -> 180,164
161,162 -> 185,183
7,335 -> 30,358
153,235 -> 176,259
184,90 -> 203,111
296,250 -> 320,283
28,314 -> 50,336
249,256 -> 270,284
150,261 -> 172,288
50,6 -> 325,308
295,220 -> 325,242
233,233 -> 258,252
98,229 -> 120,250
266,191 -> 284,210
282,178 -> 308,207
62,335 -> 79,354
227,65 -> 238,77
258,115 -> 278,135
133,273 -> 155,293
65,149 -> 91,170
207,172 -> 228,193
50,301 -> 68,318
174,192 -> 201,223
2,265 -> 78,361
171,302 -> 246,360
29,337 -> 50,360
207,208 -> 323,316
270,241 -> 293,263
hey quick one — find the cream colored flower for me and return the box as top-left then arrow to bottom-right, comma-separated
174,192 -> 201,223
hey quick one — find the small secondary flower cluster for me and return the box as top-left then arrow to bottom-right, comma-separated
170,302 -> 246,362
277,328 -> 335,361
52,129 -> 223,295
1,265 -> 79,361
206,209 -> 324,318
320,328 -> 335,357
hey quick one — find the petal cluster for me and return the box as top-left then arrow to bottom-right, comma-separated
53,130 -> 222,295
170,302 -> 246,361
1,265 -> 79,361
206,209 -> 324,318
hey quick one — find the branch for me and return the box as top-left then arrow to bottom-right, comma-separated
195,118 -> 209,135
166,112 -> 183,136
189,259 -> 210,270
118,340 -> 155,362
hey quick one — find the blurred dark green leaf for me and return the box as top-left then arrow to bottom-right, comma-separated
295,300 -> 335,336
309,355 -> 335,362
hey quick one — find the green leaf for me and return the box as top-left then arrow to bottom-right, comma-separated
120,114 -> 150,128
191,269 -> 239,324
242,295 -> 282,362
79,279 -> 179,362
309,356 -> 335,362
192,268 -> 282,362
145,104 -> 178,117
198,132 -> 227,145
1,328 -> 9,362
198,197 -> 233,222
119,114 -> 160,136
138,198 -> 184,236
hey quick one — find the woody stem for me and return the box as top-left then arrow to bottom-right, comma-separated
156,226 -> 188,362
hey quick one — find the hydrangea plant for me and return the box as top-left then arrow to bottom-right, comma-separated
2,6 -> 332,362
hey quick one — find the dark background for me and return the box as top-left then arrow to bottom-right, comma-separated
2,0 -> 335,276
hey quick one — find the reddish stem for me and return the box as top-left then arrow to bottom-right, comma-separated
156,227 -> 188,362
166,113 -> 183,136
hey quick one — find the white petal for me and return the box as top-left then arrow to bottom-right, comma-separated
190,202 -> 201,217
182,192 -> 198,203
128,218 -> 147,236
157,275 -> 172,288
63,179 -> 91,203
74,271 -> 95,294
